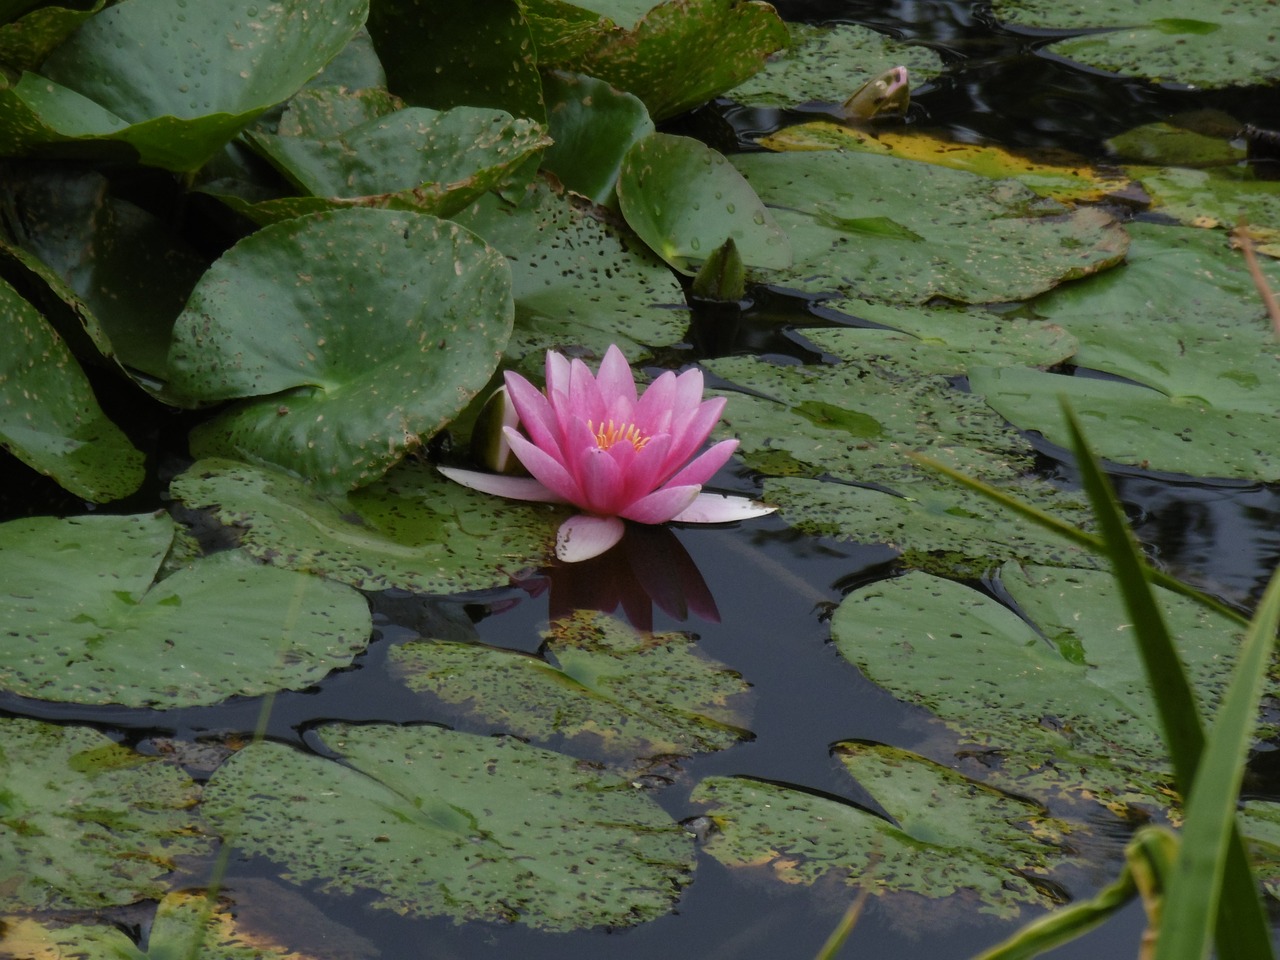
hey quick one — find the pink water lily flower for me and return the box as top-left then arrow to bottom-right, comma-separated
439,345 -> 775,562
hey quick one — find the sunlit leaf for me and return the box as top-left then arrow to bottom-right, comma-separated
1125,165 -> 1280,254
202,723 -> 695,930
0,512 -> 371,707
0,717 -> 208,911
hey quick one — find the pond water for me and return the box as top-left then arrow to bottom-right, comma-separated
3,0 -> 1280,958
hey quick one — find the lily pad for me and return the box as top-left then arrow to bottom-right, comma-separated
726,21 -> 944,107
168,208 -> 513,490
390,610 -> 751,760
831,563 -> 1245,805
0,276 -> 143,501
732,150 -> 1129,304
1125,165 -> 1280,253
202,722 -> 695,930
692,742 -> 1065,919
0,717 -> 208,911
0,0 -> 108,71
992,0 -> 1280,89
169,458 -> 559,595
617,132 -> 792,273
0,512 -> 371,708
0,0 -> 369,171
452,179 -> 688,367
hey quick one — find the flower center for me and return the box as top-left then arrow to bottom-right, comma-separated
588,419 -> 650,452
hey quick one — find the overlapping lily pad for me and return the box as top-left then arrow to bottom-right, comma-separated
0,0 -> 369,171
1125,165 -> 1280,254
692,742 -> 1066,919
992,0 -> 1280,89
0,717 -> 208,911
391,610 -> 751,760
731,150 -> 1129,304
202,723 -> 695,930
168,208 -> 513,490
0,0 -> 108,71
0,275 -> 143,501
170,458 -> 559,594
0,512 -> 371,708
831,563 -> 1245,805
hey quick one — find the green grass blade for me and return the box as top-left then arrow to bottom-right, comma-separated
1154,564 -> 1280,960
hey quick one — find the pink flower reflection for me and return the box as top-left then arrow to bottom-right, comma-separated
440,345 -> 773,562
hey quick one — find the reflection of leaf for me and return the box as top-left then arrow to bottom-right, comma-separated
0,718 -> 208,911
693,742 -> 1066,919
391,611 -> 751,760
170,458 -> 558,595
0,512 -> 371,708
202,723 -> 695,931
831,563 -> 1245,805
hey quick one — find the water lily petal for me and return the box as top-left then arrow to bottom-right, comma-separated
672,492 -> 777,523
567,355 -> 605,421
437,466 -> 564,503
666,396 -> 728,468
665,438 -> 738,488
620,484 -> 701,524
618,432 -> 673,503
545,350 -> 571,396
557,514 -> 626,562
505,369 -> 565,455
596,344 -> 638,420
505,428 -> 585,503
578,446 -> 626,515
634,369 -> 678,433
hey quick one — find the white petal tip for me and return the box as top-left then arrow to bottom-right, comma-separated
672,493 -> 777,524
556,514 -> 626,563
438,465 -> 562,503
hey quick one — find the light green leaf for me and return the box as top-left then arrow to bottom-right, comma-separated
202,723 -> 695,930
0,717 -> 208,911
0,512 -> 371,708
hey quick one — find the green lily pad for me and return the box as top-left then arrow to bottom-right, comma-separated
541,70 -> 654,205
732,150 -> 1129,304
0,890 -> 315,960
202,723 -> 695,930
539,0 -> 789,121
168,208 -> 513,490
390,610 -> 751,760
452,179 -> 688,367
692,742 -> 1065,919
0,717 -> 208,911
617,132 -> 791,273
992,0 -> 1280,89
244,105 -> 550,219
726,21 -> 943,107
0,0 -> 108,71
169,458 -> 559,595
831,563 -> 1245,805
1125,165 -> 1280,250
0,0 -> 369,171
0,276 -> 143,501
1106,119 -> 1246,168
0,512 -> 371,708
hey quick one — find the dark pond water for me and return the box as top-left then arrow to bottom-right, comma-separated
4,1 -> 1280,958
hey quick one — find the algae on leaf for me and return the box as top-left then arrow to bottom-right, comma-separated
0,717 -> 208,911
202,723 -> 695,931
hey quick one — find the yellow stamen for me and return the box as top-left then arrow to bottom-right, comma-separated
588,419 -> 650,452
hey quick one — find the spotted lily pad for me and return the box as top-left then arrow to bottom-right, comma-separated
390,610 -> 752,760
202,723 -> 695,930
692,742 -> 1066,919
169,458 -> 559,595
0,275 -> 143,501
1124,165 -> 1280,254
0,512 -> 371,708
0,0 -> 108,71
732,150 -> 1129,304
168,208 -> 513,490
0,717 -> 208,911
831,563 -> 1245,805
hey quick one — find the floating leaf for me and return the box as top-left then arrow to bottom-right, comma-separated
732,150 -> 1129,304
726,21 -> 943,107
0,0 -> 108,71
831,563 -> 1245,805
0,0 -> 369,171
0,276 -> 143,501
168,208 -> 512,490
692,742 -> 1065,919
991,0 -> 1280,89
1125,165 -> 1280,253
618,132 -> 791,272
0,512 -> 371,708
169,458 -> 558,595
202,723 -> 695,930
390,610 -> 751,760
0,717 -> 208,911
1106,118 -> 1246,168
